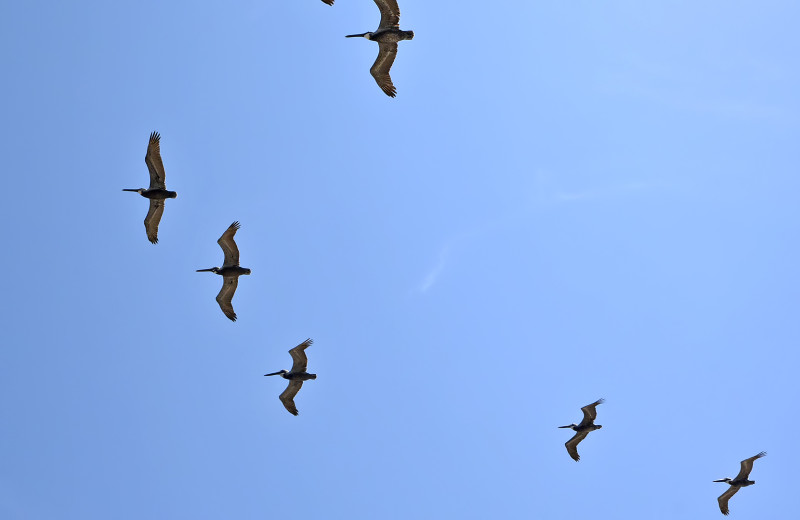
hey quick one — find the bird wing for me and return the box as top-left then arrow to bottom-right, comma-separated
717,485 -> 740,516
215,275 -> 239,321
735,451 -> 766,481
217,221 -> 241,267
321,0 -> 334,4
288,338 -> 313,373
370,42 -> 398,98
279,380 -> 304,416
143,199 -> 164,244
578,398 -> 604,427
145,131 -> 166,190
374,0 -> 400,30
565,430 -> 590,462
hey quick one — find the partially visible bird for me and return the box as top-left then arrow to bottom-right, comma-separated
123,131 -> 177,244
321,0 -> 334,4
714,452 -> 766,515
346,0 -> 414,97
196,222 -> 251,321
264,339 -> 317,416
558,399 -> 604,461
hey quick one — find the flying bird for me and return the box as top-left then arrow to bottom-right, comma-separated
559,399 -> 604,461
196,221 -> 251,321
321,0 -> 334,4
123,131 -> 177,244
346,0 -> 414,97
264,339 -> 317,416
714,451 -> 766,515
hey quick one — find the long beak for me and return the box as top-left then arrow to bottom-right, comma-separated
196,268 -> 216,272
122,189 -> 139,192
264,372 -> 282,376
713,479 -> 727,483
558,425 -> 573,429
345,33 -> 368,38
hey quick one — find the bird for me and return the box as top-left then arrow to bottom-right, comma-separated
346,0 -> 414,97
264,339 -> 317,416
558,399 -> 604,461
123,131 -> 177,244
196,221 -> 251,321
714,451 -> 766,515
321,0 -> 334,4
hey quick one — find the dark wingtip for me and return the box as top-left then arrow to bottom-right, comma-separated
149,131 -> 160,142
322,0 -> 334,5
230,221 -> 241,230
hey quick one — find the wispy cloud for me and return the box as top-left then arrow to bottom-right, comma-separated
416,244 -> 450,293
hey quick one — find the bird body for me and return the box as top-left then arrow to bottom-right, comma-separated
714,452 -> 766,515
559,399 -> 604,461
346,0 -> 414,97
196,221 -> 251,321
265,339 -> 317,416
123,131 -> 177,244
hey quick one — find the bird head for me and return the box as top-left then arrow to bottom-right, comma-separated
558,424 -> 577,429
346,32 -> 373,39
264,370 -> 288,377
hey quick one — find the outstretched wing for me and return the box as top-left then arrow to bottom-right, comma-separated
145,131 -> 166,190
717,486 -> 740,516
279,380 -> 304,416
144,199 -> 164,244
216,275 -> 239,321
374,0 -> 400,30
565,430 -> 590,462
288,338 -> 313,373
321,0 -> 334,5
218,221 -> 241,267
735,451 -> 766,481
370,42 -> 398,97
578,398 -> 604,427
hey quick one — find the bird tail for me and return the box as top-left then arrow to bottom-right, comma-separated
308,374 -> 317,380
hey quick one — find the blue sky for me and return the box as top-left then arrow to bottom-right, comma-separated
1,1 -> 798,518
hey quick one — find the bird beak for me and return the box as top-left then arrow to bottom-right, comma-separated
713,479 -> 727,483
345,33 -> 368,38
122,189 -> 139,192
196,268 -> 216,272
264,372 -> 282,376
558,425 -> 572,429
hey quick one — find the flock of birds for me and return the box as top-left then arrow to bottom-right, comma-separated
121,1 -> 767,516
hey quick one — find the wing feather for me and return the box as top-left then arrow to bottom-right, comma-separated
370,42 -> 398,97
145,131 -> 166,190
143,199 -> 164,244
578,398 -> 604,427
279,381 -> 304,416
218,221 -> 241,267
735,451 -> 766,481
717,486 -> 739,516
565,430 -> 589,462
216,275 -> 239,321
288,339 -> 313,373
374,0 -> 400,30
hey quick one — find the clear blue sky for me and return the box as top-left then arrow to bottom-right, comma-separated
1,1 -> 797,518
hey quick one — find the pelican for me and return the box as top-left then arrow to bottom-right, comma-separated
196,221 -> 251,321
321,0 -> 334,4
346,0 -> 414,97
123,131 -> 177,244
714,451 -> 766,515
559,399 -> 604,461
264,339 -> 317,416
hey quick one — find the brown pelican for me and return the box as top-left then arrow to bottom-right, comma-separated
714,452 -> 766,515
346,0 -> 414,97
196,222 -> 251,321
264,339 -> 317,416
559,399 -> 604,461
123,132 -> 177,244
